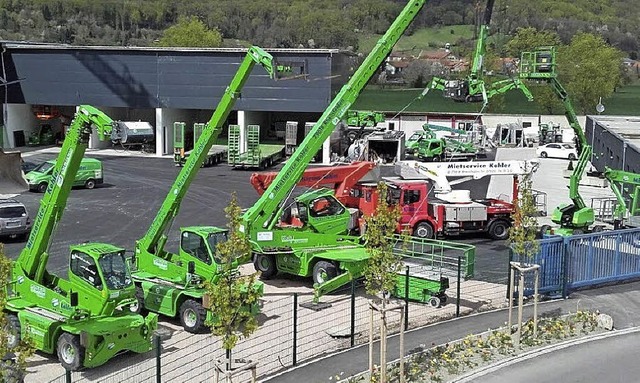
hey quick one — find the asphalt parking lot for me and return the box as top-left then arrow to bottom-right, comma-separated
3,149 -> 510,284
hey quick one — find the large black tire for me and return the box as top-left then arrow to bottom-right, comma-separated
313,261 -> 338,285
56,333 -> 84,371
37,182 -> 48,193
84,179 -> 96,189
5,314 -> 21,349
254,254 -> 277,279
539,151 -> 548,158
129,285 -> 147,315
538,224 -> 552,239
413,222 -> 434,239
488,220 -> 511,240
179,299 -> 207,334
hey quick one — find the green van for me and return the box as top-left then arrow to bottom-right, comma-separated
26,157 -> 103,193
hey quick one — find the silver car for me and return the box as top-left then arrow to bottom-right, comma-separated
0,199 -> 31,241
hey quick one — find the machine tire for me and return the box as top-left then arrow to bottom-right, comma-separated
56,333 -> 84,371
129,286 -> 147,315
572,229 -> 584,235
37,182 -> 48,193
413,222 -> 434,239
5,314 -> 21,349
431,156 -> 441,162
313,261 -> 338,285
429,296 -> 441,308
179,299 -> 207,334
539,151 -> 548,158
488,220 -> 511,240
85,179 -> 96,189
568,153 -> 577,161
254,254 -> 277,279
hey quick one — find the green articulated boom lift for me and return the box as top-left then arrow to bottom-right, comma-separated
603,168 -> 640,229
130,46 -> 302,333
519,47 -> 595,236
421,0 -> 532,105
5,105 -> 158,370
243,0 -> 433,301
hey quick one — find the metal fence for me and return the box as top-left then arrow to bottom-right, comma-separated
43,238 -> 509,383
510,228 -> 640,298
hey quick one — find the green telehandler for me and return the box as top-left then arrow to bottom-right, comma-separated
4,105 -> 158,370
130,46 -> 301,333
243,0 -> 452,301
603,168 -> 640,229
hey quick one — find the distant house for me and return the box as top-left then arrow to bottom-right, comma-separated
385,59 -> 411,76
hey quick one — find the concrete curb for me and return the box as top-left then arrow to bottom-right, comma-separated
451,326 -> 640,383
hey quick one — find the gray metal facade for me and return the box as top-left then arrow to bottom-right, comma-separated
1,43 -> 356,113
586,115 -> 640,175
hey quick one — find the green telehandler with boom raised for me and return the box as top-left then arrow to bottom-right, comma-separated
603,168 -> 640,229
243,0 -> 452,301
4,105 -> 158,370
130,46 -> 301,333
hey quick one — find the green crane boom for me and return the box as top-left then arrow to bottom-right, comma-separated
136,46 -> 279,257
19,105 -> 115,278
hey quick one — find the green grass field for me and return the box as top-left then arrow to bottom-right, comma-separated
352,84 -> 640,115
357,25 -> 474,54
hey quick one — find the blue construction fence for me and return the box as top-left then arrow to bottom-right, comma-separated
510,228 -> 640,298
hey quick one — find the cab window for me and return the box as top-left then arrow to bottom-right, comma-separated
70,251 -> 102,289
309,196 -> 344,217
403,189 -> 420,205
181,231 -> 211,264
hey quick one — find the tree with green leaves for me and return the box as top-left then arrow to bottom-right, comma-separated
204,193 -> 261,366
363,182 -> 403,302
156,16 -> 223,48
508,178 -> 540,264
1,244 -> 35,382
558,33 -> 623,114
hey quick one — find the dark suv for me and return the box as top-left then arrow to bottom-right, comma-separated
0,199 -> 31,241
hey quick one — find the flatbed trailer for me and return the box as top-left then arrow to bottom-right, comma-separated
182,144 -> 227,166
228,124 -> 286,169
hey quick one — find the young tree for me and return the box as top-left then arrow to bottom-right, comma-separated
508,177 -> 540,264
363,182 -> 403,302
0,244 -> 35,382
205,193 -> 261,368
156,16 -> 223,48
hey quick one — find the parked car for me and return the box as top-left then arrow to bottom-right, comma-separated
21,160 -> 38,174
536,143 -> 577,160
0,199 -> 31,240
25,157 -> 103,192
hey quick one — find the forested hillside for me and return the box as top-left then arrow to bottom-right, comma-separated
0,0 -> 637,57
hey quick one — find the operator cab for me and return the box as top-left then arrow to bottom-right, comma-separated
179,227 -> 228,265
68,243 -> 135,312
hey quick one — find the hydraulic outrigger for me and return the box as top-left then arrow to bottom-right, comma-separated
5,105 -> 157,370
130,46 -> 300,333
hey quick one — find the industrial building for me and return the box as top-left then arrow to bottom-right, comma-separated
0,42 -> 358,159
586,115 -> 640,174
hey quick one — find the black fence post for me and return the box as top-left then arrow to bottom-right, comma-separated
350,279 -> 356,347
506,249 -> 513,300
65,369 -> 71,383
155,334 -> 162,383
404,266 -> 410,331
293,293 -> 298,366
456,256 -> 461,317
